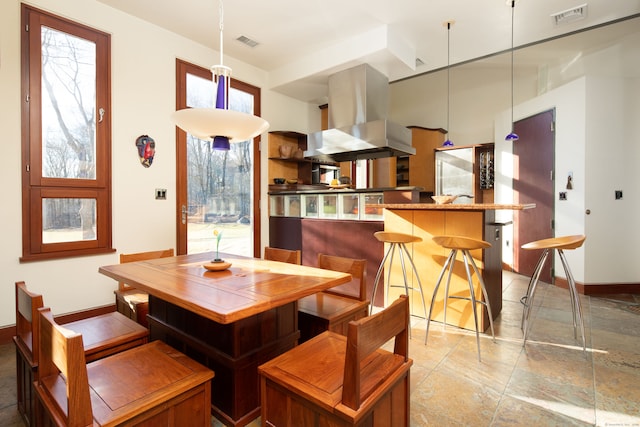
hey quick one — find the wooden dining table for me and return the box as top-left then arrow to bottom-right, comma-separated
99,251 -> 351,427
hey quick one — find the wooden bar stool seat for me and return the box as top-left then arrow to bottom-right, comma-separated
426,235 -> 495,361
520,235 -> 586,351
34,307 -> 214,426
370,231 -> 427,322
259,295 -> 412,426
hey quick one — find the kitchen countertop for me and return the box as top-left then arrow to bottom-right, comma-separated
379,203 -> 536,210
268,186 -> 424,195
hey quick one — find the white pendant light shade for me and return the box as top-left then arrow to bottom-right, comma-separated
171,0 -> 269,149
171,108 -> 270,143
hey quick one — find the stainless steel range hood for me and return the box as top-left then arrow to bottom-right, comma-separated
305,64 -> 414,163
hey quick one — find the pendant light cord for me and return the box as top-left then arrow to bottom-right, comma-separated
218,0 -> 224,65
510,0 -> 515,129
447,22 -> 451,139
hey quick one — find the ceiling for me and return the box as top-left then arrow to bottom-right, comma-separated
96,0 -> 640,103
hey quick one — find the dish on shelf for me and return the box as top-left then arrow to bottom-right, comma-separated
273,178 -> 285,184
329,184 -> 350,189
203,261 -> 232,271
286,179 -> 298,184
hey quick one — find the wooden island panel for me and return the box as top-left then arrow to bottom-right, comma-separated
383,208 -> 500,331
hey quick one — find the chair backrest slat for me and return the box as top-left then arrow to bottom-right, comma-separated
15,281 -> 44,361
38,307 -> 93,426
342,295 -> 409,410
317,253 -> 367,301
119,248 -> 174,290
264,247 -> 301,265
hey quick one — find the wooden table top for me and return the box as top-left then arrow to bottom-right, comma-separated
99,252 -> 351,325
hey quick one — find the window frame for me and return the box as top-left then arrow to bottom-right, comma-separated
20,4 -> 113,262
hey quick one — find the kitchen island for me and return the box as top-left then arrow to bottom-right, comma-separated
379,202 -> 534,331
268,187 -> 423,305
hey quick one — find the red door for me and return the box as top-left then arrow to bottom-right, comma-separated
513,110 -> 555,283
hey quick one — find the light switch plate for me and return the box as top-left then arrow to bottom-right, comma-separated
155,188 -> 167,200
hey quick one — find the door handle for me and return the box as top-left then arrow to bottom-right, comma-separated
181,205 -> 187,224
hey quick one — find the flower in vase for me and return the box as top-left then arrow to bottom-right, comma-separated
213,229 -> 223,261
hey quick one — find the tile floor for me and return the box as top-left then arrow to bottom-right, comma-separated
1,271 -> 639,426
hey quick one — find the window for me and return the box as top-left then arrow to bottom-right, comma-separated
175,59 -> 262,257
21,5 -> 112,261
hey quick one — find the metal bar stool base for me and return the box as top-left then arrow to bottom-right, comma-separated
520,235 -> 586,352
370,232 -> 428,337
426,236 -> 495,362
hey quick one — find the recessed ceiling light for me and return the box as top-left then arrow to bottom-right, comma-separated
236,35 -> 259,48
551,4 -> 588,26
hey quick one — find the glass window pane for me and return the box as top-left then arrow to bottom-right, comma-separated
42,198 -> 96,243
229,87 -> 253,115
186,73 -> 214,109
41,26 -> 97,180
185,73 -> 253,256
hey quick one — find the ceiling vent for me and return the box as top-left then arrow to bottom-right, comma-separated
551,4 -> 588,26
236,35 -> 259,48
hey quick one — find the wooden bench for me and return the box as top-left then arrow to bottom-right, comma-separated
13,281 -> 149,427
34,307 -> 214,426
114,248 -> 174,327
259,295 -> 412,426
298,253 -> 369,342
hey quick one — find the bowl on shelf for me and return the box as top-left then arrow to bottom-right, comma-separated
286,179 -> 298,184
273,178 -> 286,185
431,195 -> 458,204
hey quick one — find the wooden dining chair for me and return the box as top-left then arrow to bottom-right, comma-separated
13,281 -> 149,427
263,246 -> 301,265
115,248 -> 174,327
259,295 -> 412,426
34,307 -> 214,426
297,253 -> 369,342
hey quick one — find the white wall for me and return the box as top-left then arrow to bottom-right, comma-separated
584,76 -> 639,283
494,77 -> 588,282
0,0 -> 310,328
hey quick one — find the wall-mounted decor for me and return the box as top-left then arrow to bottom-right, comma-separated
135,135 -> 155,167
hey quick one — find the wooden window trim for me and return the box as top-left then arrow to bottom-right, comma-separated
20,4 -> 113,262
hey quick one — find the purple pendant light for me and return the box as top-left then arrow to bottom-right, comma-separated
212,66 -> 231,150
442,21 -> 455,147
505,0 -> 519,141
171,0 -> 269,151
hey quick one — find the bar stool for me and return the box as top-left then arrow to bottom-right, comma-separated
520,235 -> 586,351
370,232 -> 427,321
425,235 -> 495,361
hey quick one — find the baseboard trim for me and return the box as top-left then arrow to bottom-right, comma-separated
0,304 -> 116,345
554,277 -> 640,295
